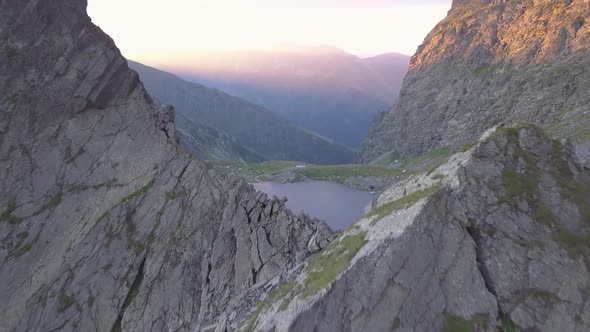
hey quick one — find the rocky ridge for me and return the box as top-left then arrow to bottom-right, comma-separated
360,0 -> 590,164
232,125 -> 590,332
0,1 -> 332,331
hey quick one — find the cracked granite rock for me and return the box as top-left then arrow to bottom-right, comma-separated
360,0 -> 590,164
0,1 -> 332,331
237,126 -> 590,332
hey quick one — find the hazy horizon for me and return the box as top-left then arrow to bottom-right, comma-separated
88,0 -> 451,67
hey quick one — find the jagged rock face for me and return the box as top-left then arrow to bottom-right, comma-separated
360,0 -> 590,164
244,126 -> 590,332
0,1 -> 332,331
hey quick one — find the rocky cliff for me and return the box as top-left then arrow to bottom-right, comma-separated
360,0 -> 590,164
0,1 -> 332,331
238,125 -> 590,332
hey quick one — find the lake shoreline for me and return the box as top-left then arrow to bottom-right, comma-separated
253,181 -> 376,230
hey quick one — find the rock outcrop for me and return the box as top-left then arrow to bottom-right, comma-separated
360,0 -> 590,164
241,125 -> 590,332
0,1 -> 332,331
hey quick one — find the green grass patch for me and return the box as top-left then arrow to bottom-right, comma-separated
500,316 -> 518,332
442,313 -> 489,332
475,65 -> 491,76
403,147 -> 451,169
431,174 -> 445,181
547,111 -> 590,142
525,289 -> 556,303
243,282 -> 297,332
442,314 -> 473,332
392,317 -> 401,330
33,191 -> 64,217
165,191 -> 185,200
486,226 -> 497,238
216,160 -> 298,175
122,279 -> 141,309
499,128 -> 542,194
501,169 -> 539,199
87,292 -> 95,307
47,192 -> 63,208
373,151 -> 401,166
460,141 -> 479,152
302,232 -> 367,298
119,179 -> 155,205
96,211 -> 110,224
0,196 -> 22,224
214,160 -> 407,187
65,147 -> 86,164
57,290 -> 75,313
534,206 -> 557,226
549,140 -> 590,222
553,228 -> 589,258
473,62 -> 506,77
297,164 -> 403,183
366,185 -> 442,221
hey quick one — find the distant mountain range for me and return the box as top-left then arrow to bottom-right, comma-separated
129,61 -> 355,164
163,47 -> 410,147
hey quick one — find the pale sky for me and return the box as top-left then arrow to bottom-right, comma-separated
88,0 -> 451,65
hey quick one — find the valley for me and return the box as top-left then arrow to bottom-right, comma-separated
211,145 -> 452,192
164,47 -> 410,147
129,61 -> 356,165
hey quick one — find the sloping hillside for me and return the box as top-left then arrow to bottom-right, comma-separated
130,61 -> 356,164
166,47 -> 410,146
175,112 -> 263,163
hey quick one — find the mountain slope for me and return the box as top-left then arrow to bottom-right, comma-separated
0,1 -> 332,331
168,47 -> 410,146
360,0 -> 590,164
175,112 -> 264,163
129,60 -> 356,164
232,125 -> 590,332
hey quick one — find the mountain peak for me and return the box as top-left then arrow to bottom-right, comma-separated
361,0 -> 590,164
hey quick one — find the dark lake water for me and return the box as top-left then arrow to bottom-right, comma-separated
253,181 -> 374,230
